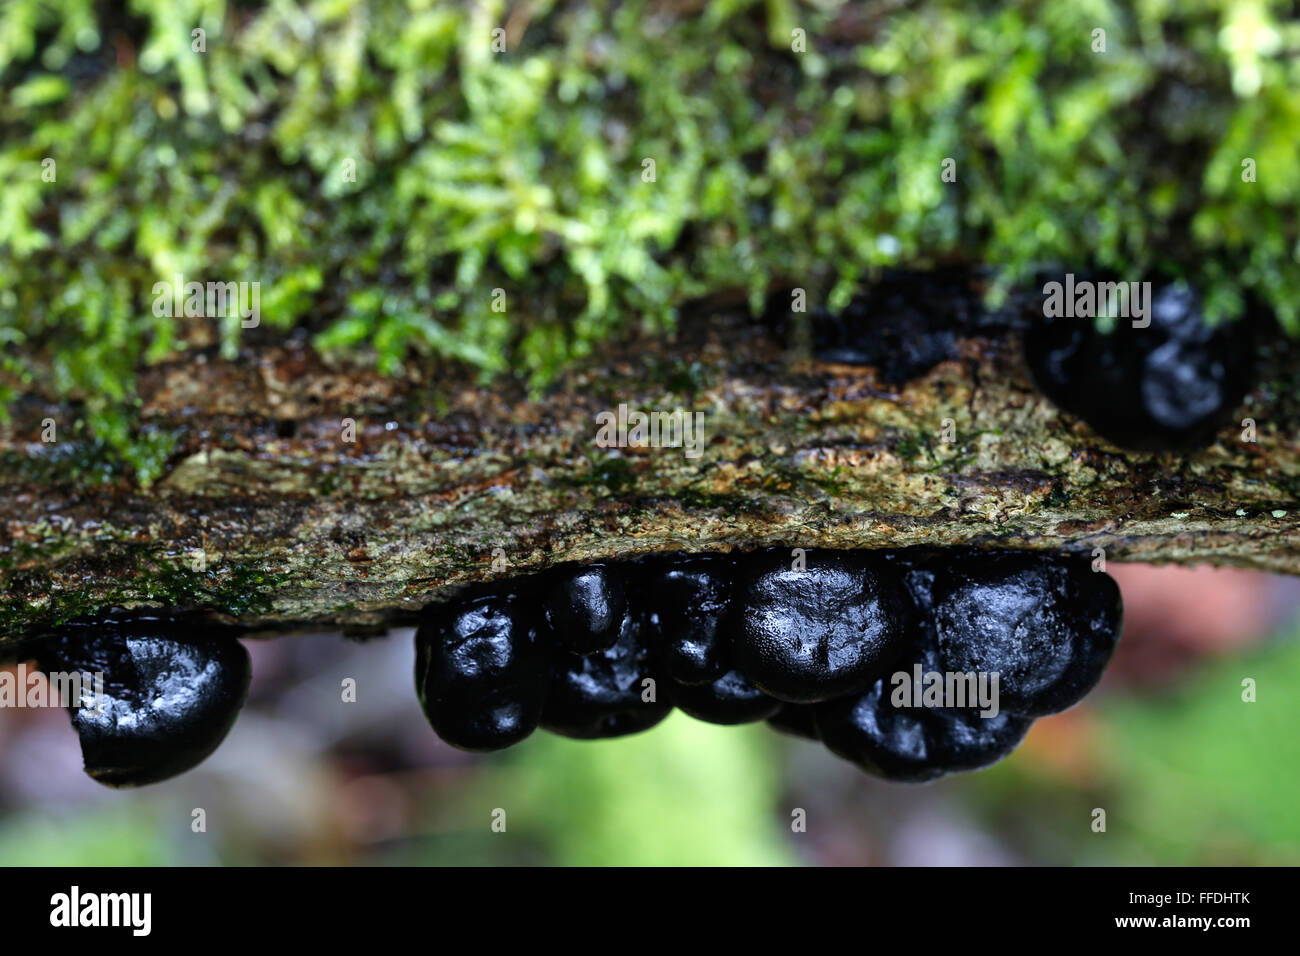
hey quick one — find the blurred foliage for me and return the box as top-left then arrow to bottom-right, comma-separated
971,616 -> 1300,865
2,0 -> 1299,476
0,711 -> 796,866
1096,630 -> 1300,863
397,712 -> 798,866
0,805 -> 169,864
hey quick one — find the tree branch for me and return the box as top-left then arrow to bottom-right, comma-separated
2,313 -> 1298,647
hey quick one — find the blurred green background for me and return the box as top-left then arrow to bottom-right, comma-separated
1,564 -> 1297,866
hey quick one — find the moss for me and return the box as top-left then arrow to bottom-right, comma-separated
0,440 -> 127,487
558,452 -> 639,495
3,0 -> 1299,473
0,557 -> 287,637
0,423 -> 180,488
897,432 -> 934,463
1045,482 -> 1072,507
795,464 -> 852,498
673,485 -> 743,514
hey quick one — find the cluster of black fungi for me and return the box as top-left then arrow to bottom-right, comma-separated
813,271 -> 1260,452
30,548 -> 1122,787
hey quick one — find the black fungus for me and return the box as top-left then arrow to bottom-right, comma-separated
395,544 -> 1128,781
929,552 -> 1122,717
15,545 -> 1130,787
812,269 -> 1023,382
541,610 -> 672,739
1023,279 -> 1256,451
38,619 -> 250,788
648,556 -> 733,685
730,549 -> 907,704
544,563 -> 627,655
815,644 -> 1034,782
671,668 -> 781,725
415,589 -> 549,752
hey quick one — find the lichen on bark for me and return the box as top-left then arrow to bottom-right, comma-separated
4,1 -> 1300,647
2,312 -> 1297,647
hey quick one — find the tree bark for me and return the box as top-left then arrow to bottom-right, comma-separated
2,312 -> 1298,648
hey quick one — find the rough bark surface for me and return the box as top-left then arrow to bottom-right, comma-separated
2,312 -> 1298,648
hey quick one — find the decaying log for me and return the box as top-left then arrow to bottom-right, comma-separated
2,310 -> 1298,648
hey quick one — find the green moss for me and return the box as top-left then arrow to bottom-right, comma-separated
1045,481 -> 1072,507
558,452 -> 639,495
3,0 -> 1299,468
0,557 -> 286,636
130,561 -> 285,616
674,485 -> 745,514
794,463 -> 852,497
897,432 -> 933,463
0,440 -> 127,487
0,422 -> 180,488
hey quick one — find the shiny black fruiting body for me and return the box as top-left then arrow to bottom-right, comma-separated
38,617 -> 250,788
1023,280 -> 1257,451
815,638 -> 1035,781
670,668 -> 781,725
930,552 -> 1122,718
730,551 -> 907,704
544,564 -> 627,655
648,557 -> 732,685
26,546 -> 1122,787
815,672 -> 1034,782
415,589 -> 549,752
812,271 -> 1259,453
407,546 -> 1122,782
811,268 -> 1023,382
540,609 -> 672,739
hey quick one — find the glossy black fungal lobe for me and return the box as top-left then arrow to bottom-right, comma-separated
930,553 -> 1122,717
731,550 -> 906,704
815,645 -> 1033,782
649,556 -> 733,685
544,564 -> 627,655
1023,280 -> 1256,451
541,610 -> 671,739
416,590 -> 549,752
671,668 -> 781,725
812,269 -> 1023,382
39,618 -> 250,787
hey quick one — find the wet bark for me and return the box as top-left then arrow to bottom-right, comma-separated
2,311 -> 1298,648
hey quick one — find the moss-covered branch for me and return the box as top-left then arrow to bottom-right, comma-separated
2,314 -> 1298,647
